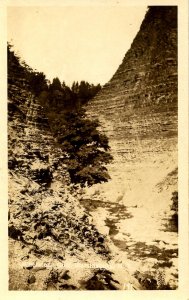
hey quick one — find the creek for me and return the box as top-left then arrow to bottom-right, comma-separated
80,193 -> 178,289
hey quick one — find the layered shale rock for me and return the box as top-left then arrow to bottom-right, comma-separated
86,6 -> 178,205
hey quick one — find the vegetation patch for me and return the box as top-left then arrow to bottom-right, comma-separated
134,270 -> 172,290
162,191 -> 178,232
85,269 -> 119,290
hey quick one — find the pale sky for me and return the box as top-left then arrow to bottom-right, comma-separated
7,5 -> 147,86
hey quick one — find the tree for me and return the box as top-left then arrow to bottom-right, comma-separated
27,71 -> 48,96
8,43 -> 26,82
55,108 -> 113,187
43,78 -> 101,112
49,77 -> 62,91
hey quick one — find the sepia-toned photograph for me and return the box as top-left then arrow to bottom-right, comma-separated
6,0 -> 184,293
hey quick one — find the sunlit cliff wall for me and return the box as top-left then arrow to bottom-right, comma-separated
86,6 -> 177,205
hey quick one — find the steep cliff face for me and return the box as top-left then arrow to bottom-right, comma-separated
86,6 -> 177,205
8,82 -> 69,187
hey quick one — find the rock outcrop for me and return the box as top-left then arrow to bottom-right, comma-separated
86,6 -> 177,202
8,82 -> 69,187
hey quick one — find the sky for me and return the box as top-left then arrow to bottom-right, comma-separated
7,5 -> 147,86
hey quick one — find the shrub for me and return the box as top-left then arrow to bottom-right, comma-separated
31,167 -> 53,186
170,191 -> 178,230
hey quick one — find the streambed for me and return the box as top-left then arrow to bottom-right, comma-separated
80,197 -> 178,289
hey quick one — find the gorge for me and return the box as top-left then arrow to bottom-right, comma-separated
8,6 -> 178,290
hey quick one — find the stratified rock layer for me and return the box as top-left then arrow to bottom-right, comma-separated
86,6 -> 177,202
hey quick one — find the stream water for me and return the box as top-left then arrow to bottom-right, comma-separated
80,196 -> 178,289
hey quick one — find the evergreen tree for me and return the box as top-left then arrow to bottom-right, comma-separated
27,71 -> 48,96
50,77 -> 62,91
55,108 -> 113,187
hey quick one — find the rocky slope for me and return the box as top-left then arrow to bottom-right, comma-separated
8,55 -> 142,290
85,6 -> 178,288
